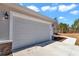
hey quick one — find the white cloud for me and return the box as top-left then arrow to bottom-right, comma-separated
41,6 -> 57,11
26,5 -> 40,12
70,10 -> 79,15
58,16 -> 68,22
51,7 -> 57,10
19,3 -> 24,6
58,4 -> 77,12
41,6 -> 50,11
58,16 -> 65,19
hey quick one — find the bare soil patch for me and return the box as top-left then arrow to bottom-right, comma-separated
53,36 -> 66,42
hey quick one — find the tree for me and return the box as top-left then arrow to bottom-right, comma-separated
71,19 -> 79,33
58,23 -> 69,33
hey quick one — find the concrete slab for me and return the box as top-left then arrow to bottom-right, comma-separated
13,41 -> 79,56
62,37 -> 76,45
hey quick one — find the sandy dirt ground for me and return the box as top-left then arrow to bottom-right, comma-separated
60,33 -> 79,45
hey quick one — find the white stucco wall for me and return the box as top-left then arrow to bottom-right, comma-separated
0,13 -> 9,40
10,12 -> 52,49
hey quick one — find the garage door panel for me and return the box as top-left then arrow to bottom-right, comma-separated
12,13 -> 50,49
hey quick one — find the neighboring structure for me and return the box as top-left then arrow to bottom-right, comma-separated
0,3 -> 57,50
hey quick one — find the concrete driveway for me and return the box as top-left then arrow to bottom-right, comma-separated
13,37 -> 79,56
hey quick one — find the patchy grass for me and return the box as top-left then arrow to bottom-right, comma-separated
60,33 -> 79,46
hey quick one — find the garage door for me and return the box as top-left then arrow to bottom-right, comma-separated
10,12 -> 51,50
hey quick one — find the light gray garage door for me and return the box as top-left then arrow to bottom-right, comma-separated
11,12 -> 51,49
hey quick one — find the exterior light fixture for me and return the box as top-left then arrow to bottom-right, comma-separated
4,11 -> 9,19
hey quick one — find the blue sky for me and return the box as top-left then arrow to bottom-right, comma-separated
19,3 -> 79,26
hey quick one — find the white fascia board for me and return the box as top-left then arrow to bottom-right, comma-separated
11,11 -> 52,25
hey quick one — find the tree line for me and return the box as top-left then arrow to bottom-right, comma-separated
58,18 -> 79,33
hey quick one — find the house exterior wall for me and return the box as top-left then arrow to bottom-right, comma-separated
10,11 -> 53,49
0,4 -> 55,51
0,11 -> 9,40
